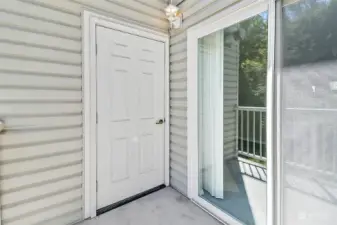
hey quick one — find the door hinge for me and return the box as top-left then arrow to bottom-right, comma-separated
95,43 -> 98,55
96,180 -> 98,192
96,113 -> 98,124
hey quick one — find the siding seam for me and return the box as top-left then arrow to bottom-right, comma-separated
1,135 -> 83,150
32,208 -> 82,225
0,24 -> 81,41
1,149 -> 82,165
1,173 -> 82,195
2,184 -> 82,209
0,85 -> 82,92
0,9 -> 81,28
2,197 -> 82,224
0,54 -> 81,66
18,0 -> 81,16
0,39 -> 81,54
0,161 -> 83,180
0,69 -> 81,78
105,0 -> 167,21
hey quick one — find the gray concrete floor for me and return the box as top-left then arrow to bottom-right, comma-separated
79,187 -> 222,225
201,158 -> 267,225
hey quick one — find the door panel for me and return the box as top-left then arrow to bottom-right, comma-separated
96,26 -> 165,209
110,70 -> 130,121
139,75 -> 154,118
278,0 -> 337,224
110,138 -> 129,182
195,8 -> 268,225
139,134 -> 155,173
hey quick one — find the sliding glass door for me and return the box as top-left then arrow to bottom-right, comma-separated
198,11 -> 268,225
188,0 -> 337,224
188,1 -> 269,225
279,0 -> 337,224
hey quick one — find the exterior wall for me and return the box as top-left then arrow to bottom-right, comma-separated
0,1 -> 167,225
169,0 -> 238,195
223,41 -> 239,160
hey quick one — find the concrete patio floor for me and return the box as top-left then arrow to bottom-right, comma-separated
78,187 -> 222,225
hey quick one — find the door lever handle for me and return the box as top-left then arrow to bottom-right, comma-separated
0,120 -> 5,133
155,119 -> 165,125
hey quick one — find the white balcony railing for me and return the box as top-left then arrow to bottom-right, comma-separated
236,106 -> 337,173
283,107 -> 337,175
237,106 -> 266,162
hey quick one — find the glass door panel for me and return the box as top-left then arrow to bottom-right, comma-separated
198,10 -> 269,225
279,0 -> 337,224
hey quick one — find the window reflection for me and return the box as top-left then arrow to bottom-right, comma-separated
280,0 -> 337,224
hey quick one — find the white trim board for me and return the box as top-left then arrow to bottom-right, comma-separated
82,10 -> 170,219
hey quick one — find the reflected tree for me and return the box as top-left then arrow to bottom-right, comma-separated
237,0 -> 337,107
283,0 -> 337,66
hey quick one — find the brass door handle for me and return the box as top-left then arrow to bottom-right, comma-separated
155,119 -> 165,125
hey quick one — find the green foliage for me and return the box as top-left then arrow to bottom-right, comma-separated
238,13 -> 268,107
283,0 -> 337,66
237,0 -> 337,107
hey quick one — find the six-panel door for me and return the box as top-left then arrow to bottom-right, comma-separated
96,26 -> 165,209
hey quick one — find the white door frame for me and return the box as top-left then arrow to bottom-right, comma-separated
82,10 -> 170,219
187,0 -> 275,225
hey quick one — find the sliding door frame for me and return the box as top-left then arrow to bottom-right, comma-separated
187,0 -> 279,224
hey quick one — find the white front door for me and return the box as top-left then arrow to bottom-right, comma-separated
96,26 -> 165,209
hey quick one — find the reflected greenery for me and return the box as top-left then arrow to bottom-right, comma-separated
283,0 -> 337,67
236,0 -> 337,107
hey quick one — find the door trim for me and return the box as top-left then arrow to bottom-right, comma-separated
82,10 -> 170,219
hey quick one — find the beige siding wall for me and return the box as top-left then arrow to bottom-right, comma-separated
169,0 -> 238,195
0,1 -> 167,225
223,42 -> 239,159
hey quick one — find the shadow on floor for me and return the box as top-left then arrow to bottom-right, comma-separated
201,157 -> 267,225
239,157 -> 267,182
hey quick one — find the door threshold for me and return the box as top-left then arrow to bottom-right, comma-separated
96,184 -> 166,216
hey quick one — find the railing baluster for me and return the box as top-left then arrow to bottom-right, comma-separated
236,105 -> 239,153
333,128 -> 336,173
237,106 -> 266,162
253,111 -> 256,156
247,110 -> 250,154
241,110 -> 243,152
260,111 -> 263,158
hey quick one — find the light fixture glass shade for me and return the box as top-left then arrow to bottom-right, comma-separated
165,4 -> 179,17
165,3 -> 182,29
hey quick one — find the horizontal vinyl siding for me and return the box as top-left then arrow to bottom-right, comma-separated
169,0 -> 239,195
223,43 -> 239,157
0,1 -> 167,225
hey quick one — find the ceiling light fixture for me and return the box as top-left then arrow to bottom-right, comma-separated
165,0 -> 182,29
